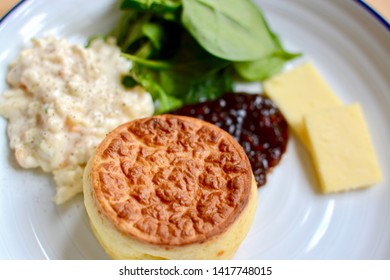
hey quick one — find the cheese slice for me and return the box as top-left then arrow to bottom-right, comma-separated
304,103 -> 382,193
264,62 -> 341,148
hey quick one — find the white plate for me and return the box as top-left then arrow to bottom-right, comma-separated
0,0 -> 389,260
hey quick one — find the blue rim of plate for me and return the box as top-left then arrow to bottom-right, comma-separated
1,0 -> 389,30
354,0 -> 390,30
0,0 -> 25,24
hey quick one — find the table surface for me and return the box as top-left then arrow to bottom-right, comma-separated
1,0 -> 390,21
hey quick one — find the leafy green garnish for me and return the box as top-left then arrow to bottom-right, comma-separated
130,64 -> 183,113
181,0 -> 275,61
120,0 -> 182,21
122,32 -> 232,113
121,0 -> 182,12
103,0 -> 300,113
234,29 -> 301,81
234,50 -> 300,82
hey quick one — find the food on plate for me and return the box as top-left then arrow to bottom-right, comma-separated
83,114 -> 257,259
1,0 -> 297,207
264,62 -> 382,192
304,103 -> 382,193
173,92 -> 289,187
105,0 -> 300,113
0,37 -> 154,204
263,62 -> 342,148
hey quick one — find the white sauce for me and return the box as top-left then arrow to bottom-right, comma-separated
0,37 -> 154,204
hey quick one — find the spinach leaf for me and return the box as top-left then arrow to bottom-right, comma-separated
141,22 -> 164,51
234,28 -> 301,81
121,0 -> 182,21
131,64 -> 183,113
121,0 -> 182,12
234,50 -> 300,81
113,10 -> 183,59
181,0 -> 275,61
158,32 -> 230,98
122,53 -> 171,69
127,32 -> 231,112
183,68 -> 233,104
109,0 -> 300,113
111,11 -> 153,54
131,64 -> 232,113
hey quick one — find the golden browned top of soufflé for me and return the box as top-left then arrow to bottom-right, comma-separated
89,114 -> 253,246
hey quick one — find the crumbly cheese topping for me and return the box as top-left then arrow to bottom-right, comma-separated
0,37 -> 154,204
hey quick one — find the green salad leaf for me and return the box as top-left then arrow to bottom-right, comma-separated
234,51 -> 296,82
120,0 -> 182,21
234,30 -> 301,81
181,0 -> 275,61
123,32 -> 232,113
130,64 -> 183,113
100,0 -> 300,113
121,0 -> 182,11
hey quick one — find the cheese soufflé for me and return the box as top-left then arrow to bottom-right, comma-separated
83,114 -> 257,259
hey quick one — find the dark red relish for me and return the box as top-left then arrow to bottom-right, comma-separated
172,92 -> 289,187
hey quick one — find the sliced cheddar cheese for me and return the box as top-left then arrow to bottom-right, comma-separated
264,62 -> 341,148
304,103 -> 382,193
